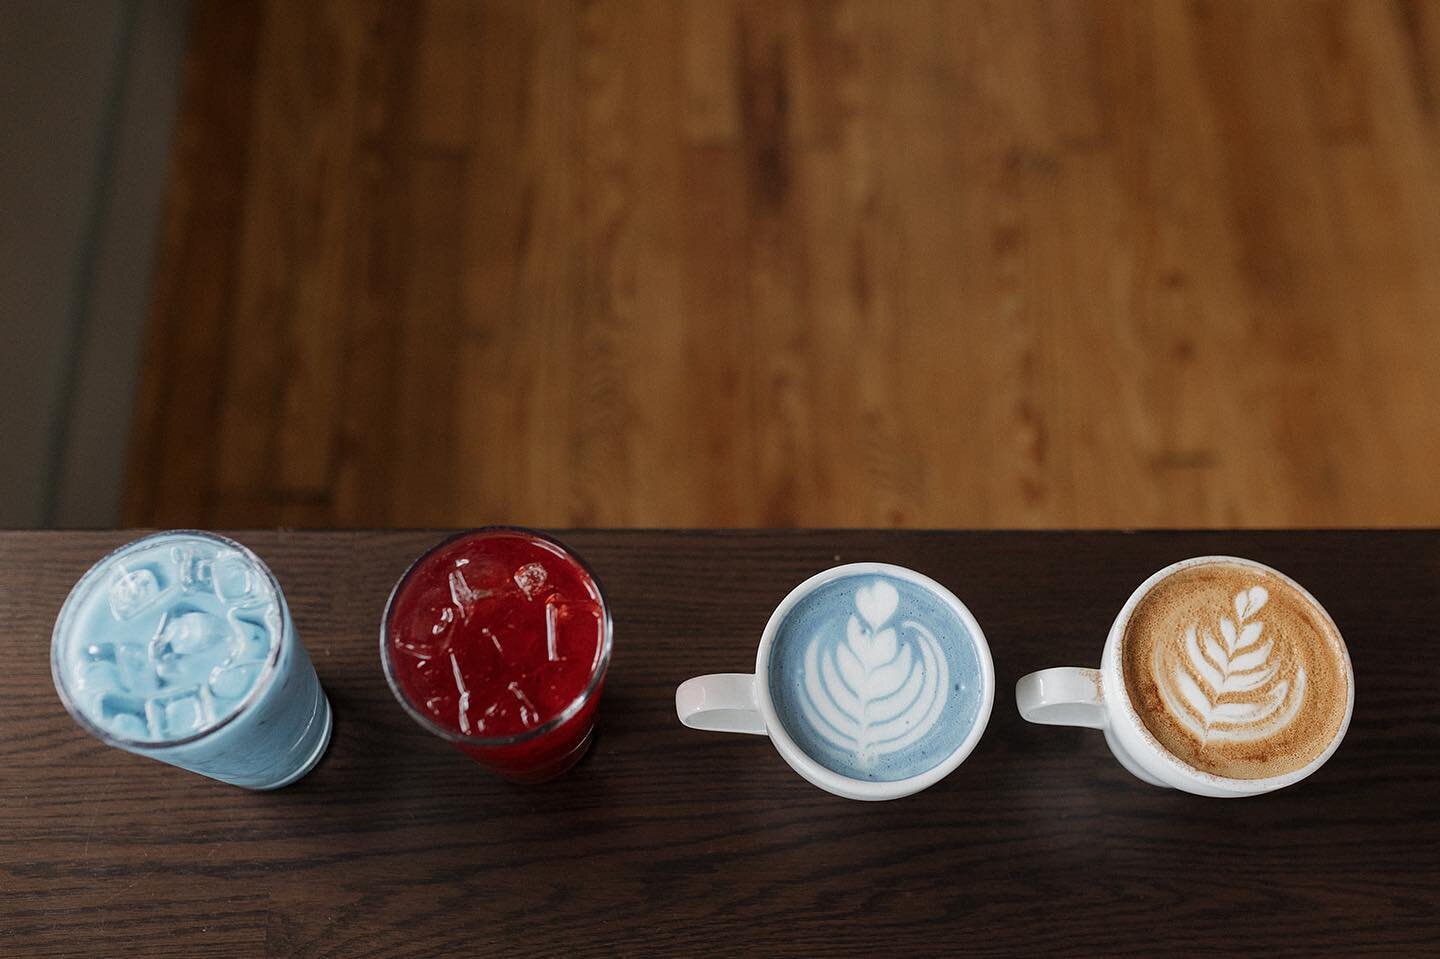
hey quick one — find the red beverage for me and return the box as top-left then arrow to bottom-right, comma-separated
381,529 -> 612,782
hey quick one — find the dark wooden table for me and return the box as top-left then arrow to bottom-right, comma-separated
2,531 -> 1437,957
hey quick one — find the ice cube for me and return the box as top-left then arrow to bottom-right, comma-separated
393,627 -> 448,663
116,643 -> 160,695
512,563 -> 548,599
105,712 -> 148,740
74,660 -> 121,694
108,567 -> 161,620
84,642 -> 117,663
506,680 -> 541,728
209,661 -> 263,700
152,612 -> 233,685
544,595 -> 560,662
96,690 -> 147,734
227,614 -> 273,663
449,568 -> 490,617
98,689 -> 144,717
161,610 -> 229,655
454,556 -> 510,588
171,544 -> 214,594
144,687 -> 214,739
213,553 -> 261,606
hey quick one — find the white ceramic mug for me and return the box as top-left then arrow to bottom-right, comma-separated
1015,555 -> 1355,797
675,563 -> 995,801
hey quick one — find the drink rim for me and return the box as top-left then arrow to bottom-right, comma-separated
51,530 -> 289,751
379,527 -> 615,748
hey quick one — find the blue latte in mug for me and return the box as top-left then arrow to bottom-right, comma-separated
767,573 -> 986,782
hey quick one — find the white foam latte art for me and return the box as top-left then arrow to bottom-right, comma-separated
797,580 -> 948,768
1152,585 -> 1307,744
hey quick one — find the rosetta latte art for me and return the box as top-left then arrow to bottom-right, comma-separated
1152,585 -> 1306,744
798,579 -> 948,768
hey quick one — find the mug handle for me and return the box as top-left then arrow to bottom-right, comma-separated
1015,667 -> 1107,729
675,674 -> 768,735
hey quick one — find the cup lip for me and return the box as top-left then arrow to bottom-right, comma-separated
51,529 -> 289,751
752,562 -> 995,801
1103,554 -> 1356,794
379,526 -> 614,748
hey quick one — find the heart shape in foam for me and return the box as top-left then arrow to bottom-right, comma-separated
855,580 -> 900,631
1235,585 -> 1269,622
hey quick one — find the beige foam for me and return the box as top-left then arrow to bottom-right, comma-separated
1120,562 -> 1350,780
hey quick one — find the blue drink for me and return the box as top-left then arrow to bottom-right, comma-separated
766,572 -> 987,782
51,531 -> 332,789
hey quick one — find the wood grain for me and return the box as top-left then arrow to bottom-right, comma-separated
2,530 -> 1438,956
126,1 -> 1440,528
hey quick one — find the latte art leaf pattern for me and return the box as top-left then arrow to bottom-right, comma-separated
799,580 -> 948,768
1153,585 -> 1308,744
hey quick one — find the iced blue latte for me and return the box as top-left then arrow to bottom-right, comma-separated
51,531 -> 332,789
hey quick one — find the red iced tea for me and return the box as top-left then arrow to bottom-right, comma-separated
382,529 -> 611,782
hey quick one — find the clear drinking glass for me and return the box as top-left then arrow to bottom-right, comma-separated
52,530 -> 333,789
380,528 -> 613,783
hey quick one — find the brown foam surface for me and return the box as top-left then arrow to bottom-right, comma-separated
1120,562 -> 1350,779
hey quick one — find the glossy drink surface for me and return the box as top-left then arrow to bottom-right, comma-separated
384,530 -> 609,781
52,532 -> 331,789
